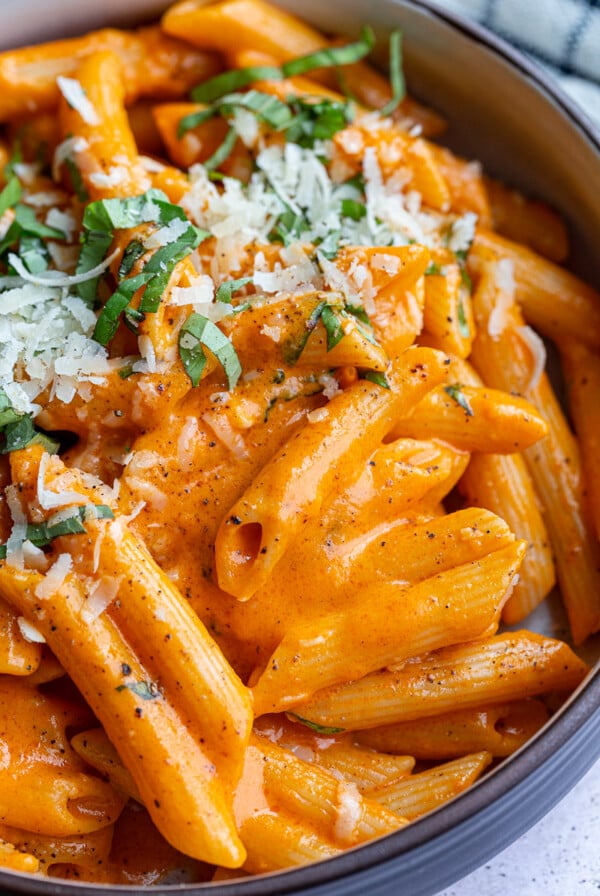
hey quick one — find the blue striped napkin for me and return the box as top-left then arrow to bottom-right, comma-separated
433,0 -> 600,128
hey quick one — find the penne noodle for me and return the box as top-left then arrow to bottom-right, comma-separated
470,230 -> 600,351
470,259 -> 600,643
357,698 -> 551,759
57,50 -> 150,200
250,540 -> 526,715
216,346 -> 449,601
0,26 -> 221,122
391,382 -> 548,453
484,176 -> 569,263
560,339 -> 600,542
0,838 -> 40,875
239,813 -> 340,874
0,563 -> 246,867
0,595 -> 42,675
0,823 -> 114,875
0,678 -> 125,837
71,729 -> 141,803
295,632 -> 588,732
423,262 -> 474,358
446,355 -> 555,622
366,752 -> 493,819
459,452 -> 556,623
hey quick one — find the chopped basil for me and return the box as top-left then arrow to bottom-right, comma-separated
93,272 -> 151,345
0,388 -> 21,429
75,230 -> 114,305
118,362 -> 137,379
281,27 -> 375,77
283,299 -> 327,364
444,382 -> 474,416
118,240 -> 146,279
223,89 -> 294,130
138,229 -> 206,313
268,206 -> 309,247
13,205 -> 65,240
0,503 -> 114,558
425,261 -> 442,276
379,30 -> 406,116
79,190 -> 210,340
4,143 -> 22,180
0,409 -> 59,455
179,88 -> 295,138
191,65 -> 283,104
459,264 -> 473,291
457,296 -> 470,338
321,304 -> 345,350
343,173 -> 366,192
288,713 -> 345,734
0,198 -> 65,262
202,125 -> 238,172
178,312 -> 242,389
64,156 -> 89,202
190,27 -> 373,108
362,370 -> 391,389
284,97 -> 354,148
18,234 -> 49,274
215,276 -> 253,303
340,198 -> 366,220
0,176 -> 22,217
345,303 -> 371,327
115,680 -> 161,700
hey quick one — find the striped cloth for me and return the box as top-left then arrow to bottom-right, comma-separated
433,0 -> 600,128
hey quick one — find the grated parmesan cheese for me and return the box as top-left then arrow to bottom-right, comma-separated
143,217 -> 190,250
36,453 -> 85,511
56,76 -> 100,126
447,212 -> 477,254
16,617 -> 46,643
333,781 -> 363,844
518,325 -> 547,392
88,166 -> 129,189
307,407 -> 330,423
52,135 -> 89,181
260,324 -> 281,343
81,576 -> 121,623
34,553 -> 72,601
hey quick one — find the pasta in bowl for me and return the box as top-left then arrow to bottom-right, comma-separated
0,0 -> 598,893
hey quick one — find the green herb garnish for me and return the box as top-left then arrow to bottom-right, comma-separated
288,713 -> 345,734
191,28 -> 374,105
379,30 -> 406,116
215,276 -> 253,303
444,383 -> 474,416
178,312 -> 242,389
115,680 -> 162,700
0,504 -> 113,559
362,370 -> 391,389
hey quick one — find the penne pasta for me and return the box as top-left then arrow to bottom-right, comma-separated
216,346 -> 449,601
366,752 -> 493,819
560,339 -> 600,542
294,632 -> 588,732
357,698 -> 551,759
250,540 -> 526,714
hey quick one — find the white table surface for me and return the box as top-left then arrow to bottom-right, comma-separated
436,757 -> 600,896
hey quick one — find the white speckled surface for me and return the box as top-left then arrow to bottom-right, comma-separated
436,757 -> 600,896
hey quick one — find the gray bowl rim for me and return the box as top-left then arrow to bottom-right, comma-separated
0,1 -> 599,894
